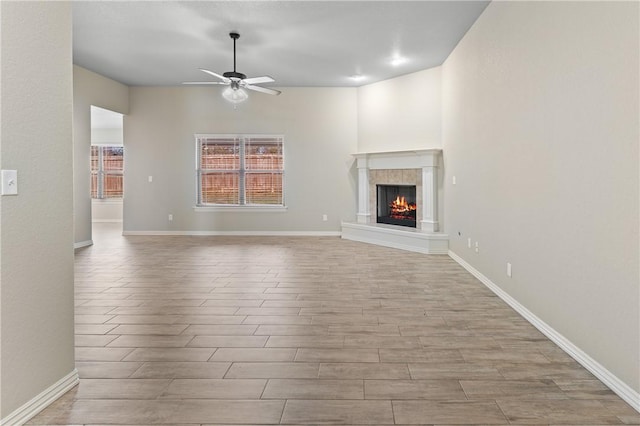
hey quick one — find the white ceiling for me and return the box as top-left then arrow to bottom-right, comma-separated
73,1 -> 489,88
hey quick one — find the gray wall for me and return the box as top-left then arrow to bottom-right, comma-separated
1,1 -> 75,416
92,128 -> 123,145
358,67 -> 442,152
442,1 -> 639,393
123,86 -> 358,233
73,65 -> 129,245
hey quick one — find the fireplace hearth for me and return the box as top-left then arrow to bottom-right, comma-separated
377,184 -> 417,228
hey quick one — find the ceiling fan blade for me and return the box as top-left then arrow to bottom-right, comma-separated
242,76 -> 275,85
182,81 -> 228,85
199,69 -> 229,81
245,85 -> 281,96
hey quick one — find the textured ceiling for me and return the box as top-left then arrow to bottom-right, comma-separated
73,1 -> 489,87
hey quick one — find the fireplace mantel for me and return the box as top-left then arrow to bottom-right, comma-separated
353,149 -> 441,232
352,149 -> 441,171
342,149 -> 448,254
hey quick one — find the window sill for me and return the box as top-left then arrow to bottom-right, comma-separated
92,198 -> 123,204
194,205 -> 288,213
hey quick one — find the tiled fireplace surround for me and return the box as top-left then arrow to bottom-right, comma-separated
368,168 -> 423,228
341,149 -> 449,254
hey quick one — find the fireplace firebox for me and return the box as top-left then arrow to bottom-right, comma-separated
376,184 -> 417,228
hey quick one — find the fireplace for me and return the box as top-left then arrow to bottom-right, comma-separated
377,184 -> 417,228
343,149 -> 447,254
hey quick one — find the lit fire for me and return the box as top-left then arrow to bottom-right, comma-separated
390,195 -> 417,218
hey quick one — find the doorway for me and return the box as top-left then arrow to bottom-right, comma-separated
90,106 -> 124,233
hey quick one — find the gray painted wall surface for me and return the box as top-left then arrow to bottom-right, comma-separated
123,86 -> 358,233
1,1 -> 75,416
442,1 -> 639,393
358,67 -> 442,152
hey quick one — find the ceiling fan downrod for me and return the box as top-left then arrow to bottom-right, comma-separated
223,32 -> 246,81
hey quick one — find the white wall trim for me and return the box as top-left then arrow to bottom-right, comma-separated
448,250 -> 640,413
122,230 -> 341,236
91,219 -> 123,223
73,240 -> 93,249
0,369 -> 79,426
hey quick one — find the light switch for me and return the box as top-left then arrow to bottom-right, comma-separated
1,170 -> 18,195
148,176 -> 153,183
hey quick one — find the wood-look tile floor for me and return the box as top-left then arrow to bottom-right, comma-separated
29,223 -> 639,425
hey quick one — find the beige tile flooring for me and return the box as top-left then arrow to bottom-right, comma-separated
29,223 -> 639,425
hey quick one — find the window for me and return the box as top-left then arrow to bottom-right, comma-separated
91,145 -> 124,199
196,135 -> 284,207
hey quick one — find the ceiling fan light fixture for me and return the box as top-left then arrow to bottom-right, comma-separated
222,86 -> 249,104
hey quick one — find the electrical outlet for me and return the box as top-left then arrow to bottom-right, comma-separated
148,176 -> 153,183
168,214 -> 173,221
322,214 -> 328,221
474,241 -> 479,253
507,262 -> 512,277
452,175 -> 456,185
467,238 -> 471,249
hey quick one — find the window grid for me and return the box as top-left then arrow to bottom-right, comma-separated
91,145 -> 124,199
196,135 -> 284,207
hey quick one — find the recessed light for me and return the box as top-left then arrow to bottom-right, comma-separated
390,56 -> 407,67
350,74 -> 366,82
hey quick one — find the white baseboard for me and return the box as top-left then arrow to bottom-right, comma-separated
1,369 -> 79,426
122,230 -> 342,236
91,219 -> 123,223
73,240 -> 93,249
448,250 -> 640,413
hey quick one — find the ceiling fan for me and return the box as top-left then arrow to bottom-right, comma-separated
183,32 -> 281,103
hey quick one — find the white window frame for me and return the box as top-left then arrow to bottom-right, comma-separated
194,134 -> 286,212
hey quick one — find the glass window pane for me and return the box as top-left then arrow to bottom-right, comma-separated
90,146 -> 99,172
90,172 -> 98,198
103,174 -> 123,198
91,145 -> 124,199
103,146 -> 124,171
201,138 -> 240,170
245,172 -> 283,205
201,172 -> 239,204
245,138 -> 283,171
